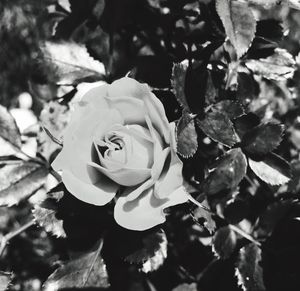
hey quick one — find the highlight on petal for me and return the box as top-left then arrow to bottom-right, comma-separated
154,151 -> 183,199
62,169 -> 118,206
114,186 -> 189,231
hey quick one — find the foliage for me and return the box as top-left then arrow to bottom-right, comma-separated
1,0 -> 300,290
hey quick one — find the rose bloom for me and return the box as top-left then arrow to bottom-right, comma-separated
52,77 -> 188,231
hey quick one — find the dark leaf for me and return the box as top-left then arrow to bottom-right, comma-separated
171,62 -> 189,110
0,105 -> 21,156
196,111 -> 240,147
42,41 -> 105,85
203,148 -> 247,195
205,70 -> 218,105
43,240 -> 110,290
33,184 -> 66,238
242,122 -> 284,157
211,100 -> 245,120
191,199 -> 216,234
233,113 -> 261,140
248,153 -> 291,186
212,226 -> 237,259
287,160 -> 300,193
236,72 -> 258,105
216,0 -> 256,58
0,162 -> 48,206
0,271 -> 13,291
245,48 -> 296,81
235,243 -> 266,291
125,229 -> 167,273
176,110 -> 198,158
254,199 -> 295,240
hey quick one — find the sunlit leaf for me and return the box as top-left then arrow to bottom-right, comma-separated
0,105 -> 21,156
0,162 -> 48,206
43,240 -> 109,290
248,153 -> 291,186
246,48 -> 296,81
0,271 -> 13,291
216,0 -> 256,58
172,283 -> 198,291
42,41 -> 105,85
33,183 -> 66,238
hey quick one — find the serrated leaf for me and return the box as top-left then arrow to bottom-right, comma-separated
254,200 -> 295,240
235,243 -> 266,291
176,111 -> 198,158
0,271 -> 13,291
248,153 -> 290,186
203,148 -> 247,195
172,283 -> 198,291
42,41 -> 105,85
234,113 -> 261,140
197,111 -> 240,147
191,199 -> 216,234
216,0 -> 256,58
33,184 -> 66,238
246,48 -> 296,81
171,62 -> 189,110
242,122 -> 284,156
0,105 -> 21,156
44,240 -> 109,290
211,100 -> 245,120
125,229 -> 167,273
212,226 -> 237,259
0,162 -> 48,206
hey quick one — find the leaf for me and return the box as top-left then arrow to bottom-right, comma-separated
203,148 -> 247,195
125,229 -> 167,273
248,153 -> 291,186
172,283 -> 198,291
233,113 -> 261,140
245,48 -> 296,81
171,62 -> 189,110
248,0 -> 300,10
176,110 -> 198,158
191,200 -> 216,234
211,100 -> 245,120
0,105 -> 21,156
242,122 -> 284,156
43,240 -> 110,290
235,243 -> 266,291
212,226 -> 237,259
216,0 -> 256,58
33,184 -> 66,238
254,200 -> 295,240
0,162 -> 48,206
0,271 -> 13,291
197,111 -> 240,147
42,41 -> 105,85
38,101 -> 70,161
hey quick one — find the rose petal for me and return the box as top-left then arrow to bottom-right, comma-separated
114,186 -> 189,231
88,162 -> 151,187
154,151 -> 183,199
108,77 -> 172,143
62,169 -> 118,206
52,109 -> 123,183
